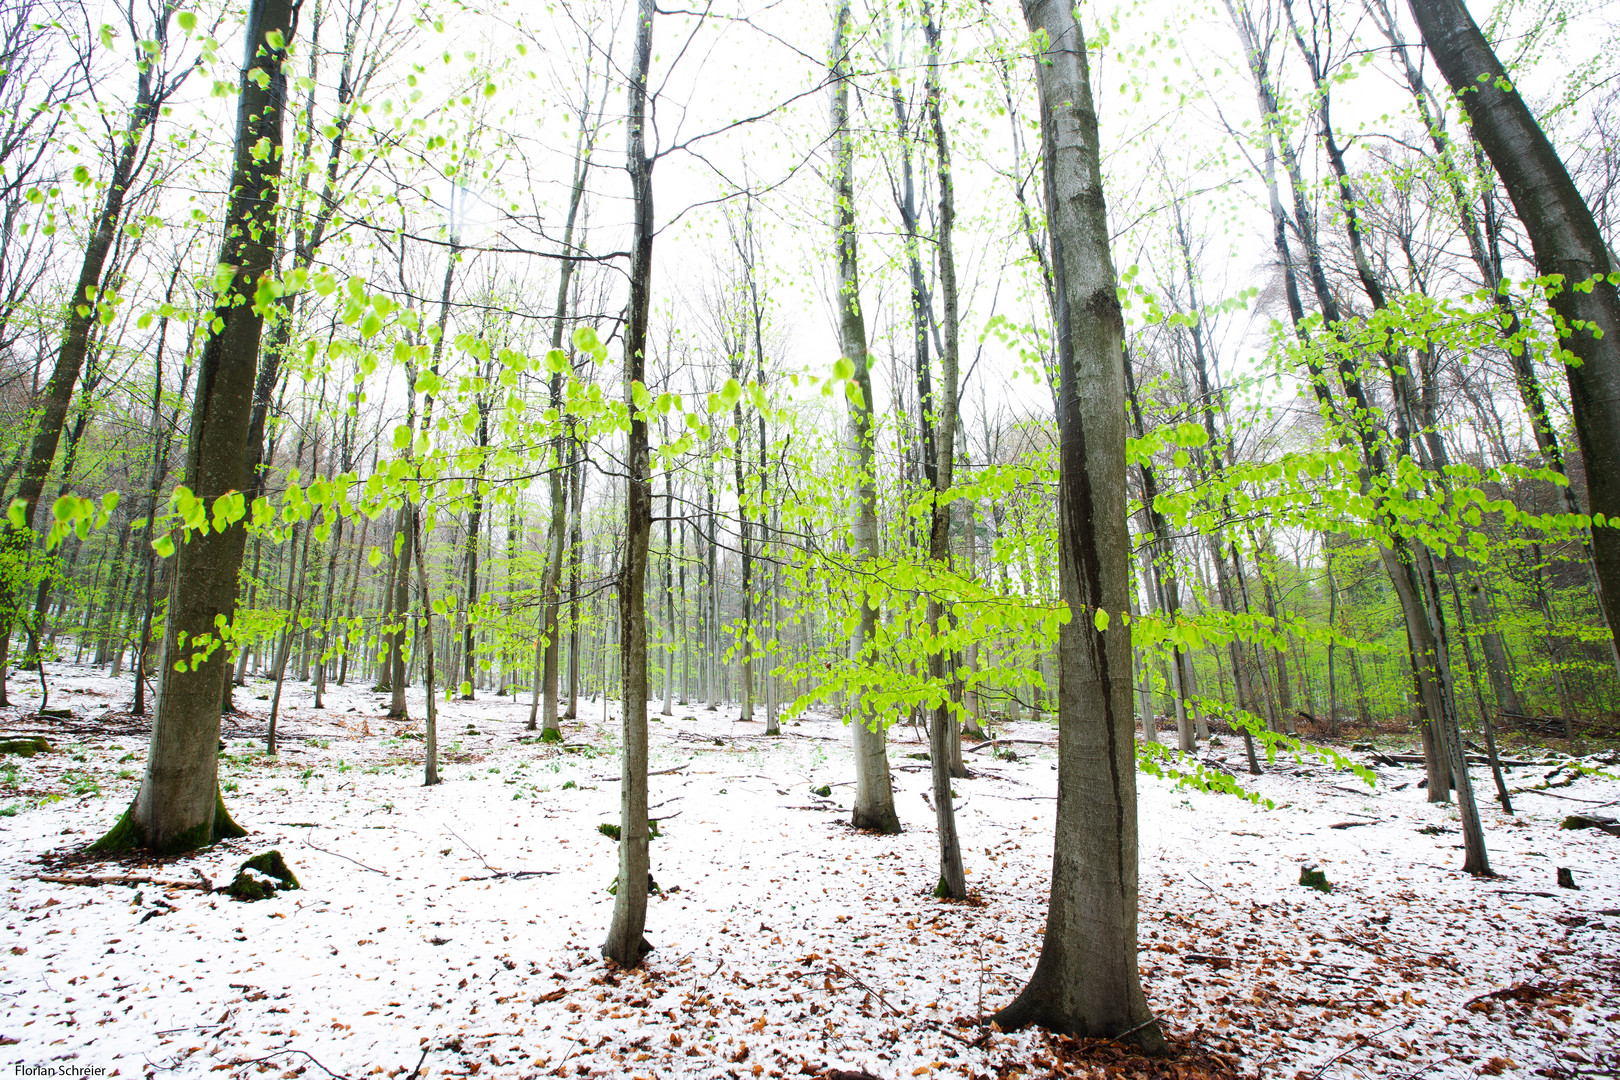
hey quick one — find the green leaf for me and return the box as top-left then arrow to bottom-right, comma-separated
1093,608 -> 1110,632
152,535 -> 176,559
177,11 -> 197,32
572,326 -> 602,357
6,499 -> 25,529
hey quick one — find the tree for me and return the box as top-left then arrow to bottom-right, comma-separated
601,0 -> 656,969
919,0 -> 967,898
93,0 -> 298,853
830,0 -> 900,836
1407,0 -> 1620,657
991,0 -> 1164,1049
0,2 -> 196,700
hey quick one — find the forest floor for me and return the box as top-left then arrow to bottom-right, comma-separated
1,664 -> 1618,1080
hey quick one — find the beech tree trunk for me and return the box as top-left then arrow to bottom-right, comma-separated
602,0 -> 656,969
831,0 -> 900,836
93,0 -> 297,854
388,505 -> 412,718
992,0 -> 1163,1049
919,0 -> 967,898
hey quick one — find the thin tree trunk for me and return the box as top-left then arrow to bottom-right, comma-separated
267,510 -> 313,754
412,507 -> 439,786
662,444 -> 676,717
388,505 -> 412,717
602,0 -> 656,969
565,443 -> 583,719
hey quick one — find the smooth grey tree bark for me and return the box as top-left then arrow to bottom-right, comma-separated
830,0 -> 900,835
412,507 -> 440,787
991,0 -> 1164,1049
919,0 -> 967,898
602,0 -> 656,968
93,0 -> 298,853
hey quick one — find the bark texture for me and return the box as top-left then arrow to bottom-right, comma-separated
992,0 -> 1163,1049
831,0 -> 900,836
94,0 -> 296,854
602,0 -> 655,968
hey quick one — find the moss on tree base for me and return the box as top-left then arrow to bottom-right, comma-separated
88,787 -> 247,855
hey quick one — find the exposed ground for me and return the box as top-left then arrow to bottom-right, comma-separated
1,663 -> 1617,1079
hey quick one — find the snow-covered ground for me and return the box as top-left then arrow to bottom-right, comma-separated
1,663 -> 1617,1079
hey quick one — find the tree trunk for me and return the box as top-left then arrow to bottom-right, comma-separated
602,0 -> 656,969
663,447 -> 677,718
461,395 -> 487,700
412,507 -> 440,787
388,506 -> 412,718
831,0 -> 900,836
565,444 -> 584,719
93,0 -> 296,854
267,512 -> 312,754
991,0 -> 1163,1048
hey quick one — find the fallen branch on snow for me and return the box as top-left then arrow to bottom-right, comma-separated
304,840 -> 389,875
37,873 -> 208,891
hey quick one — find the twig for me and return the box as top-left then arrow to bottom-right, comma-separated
37,874 -> 207,890
976,792 -> 1056,801
835,969 -> 904,1017
1103,1013 -> 1163,1046
443,823 -> 499,876
1392,1054 -> 1454,1080
1511,789 -> 1607,804
231,1050 -> 350,1080
405,1045 -> 432,1080
464,869 -> 558,881
921,1018 -> 991,1049
304,841 -> 388,876
1306,1022 -> 1401,1080
594,763 -> 691,781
